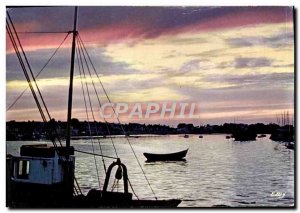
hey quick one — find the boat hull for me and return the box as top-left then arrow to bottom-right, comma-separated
143,149 -> 188,162
8,192 -> 181,208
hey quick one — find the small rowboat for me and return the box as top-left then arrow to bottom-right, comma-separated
143,149 -> 188,162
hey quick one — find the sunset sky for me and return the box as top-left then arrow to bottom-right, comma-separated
6,6 -> 294,125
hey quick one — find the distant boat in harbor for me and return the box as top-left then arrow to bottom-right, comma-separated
257,134 -> 266,138
270,127 -> 294,142
231,129 -> 257,141
143,149 -> 188,162
184,135 -> 189,138
199,135 -> 203,138
285,142 -> 294,150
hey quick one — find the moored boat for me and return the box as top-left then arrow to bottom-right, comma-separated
231,129 -> 256,141
6,6 -> 181,208
143,149 -> 188,162
257,134 -> 266,138
285,142 -> 294,150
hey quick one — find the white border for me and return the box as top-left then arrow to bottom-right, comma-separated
1,1 -> 298,213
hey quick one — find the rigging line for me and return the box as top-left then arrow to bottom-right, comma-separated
77,41 -> 106,179
6,89 -> 26,112
7,11 -> 51,120
76,39 -> 108,172
76,40 -> 107,170
7,11 -> 65,151
6,21 -> 47,122
128,178 -> 139,200
76,45 -> 101,189
76,37 -> 119,159
6,14 -> 65,160
7,33 -> 70,112
77,34 -> 158,200
7,19 -> 65,161
7,21 -> 63,160
111,179 -> 117,192
7,11 -> 52,121
73,184 -> 79,195
47,122 -> 64,152
74,176 -> 83,195
8,31 -> 69,34
74,149 -> 118,159
77,35 -> 119,158
77,34 -> 156,197
7,25 -> 46,122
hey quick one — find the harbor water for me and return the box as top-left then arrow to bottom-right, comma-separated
6,134 -> 294,207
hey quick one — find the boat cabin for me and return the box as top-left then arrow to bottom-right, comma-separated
7,144 -> 75,207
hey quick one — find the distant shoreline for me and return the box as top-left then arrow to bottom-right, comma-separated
6,120 -> 294,141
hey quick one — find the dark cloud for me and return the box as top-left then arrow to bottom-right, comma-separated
178,81 -> 293,104
7,7 -> 234,33
180,59 -> 201,73
8,7 -> 74,32
6,6 -> 294,124
6,46 -> 139,81
167,37 -> 207,45
186,48 -> 229,58
227,30 -> 294,48
203,72 -> 294,88
234,57 -> 273,68
227,38 -> 254,47
101,76 -> 165,93
6,48 -> 72,80
161,59 -> 208,78
267,31 -> 294,47
7,6 -> 293,39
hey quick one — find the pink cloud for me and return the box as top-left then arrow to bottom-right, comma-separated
6,7 -> 293,52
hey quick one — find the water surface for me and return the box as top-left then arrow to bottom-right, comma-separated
7,134 -> 294,207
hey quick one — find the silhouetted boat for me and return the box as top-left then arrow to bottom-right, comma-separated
184,134 -> 189,138
270,127 -> 294,142
199,135 -> 203,138
143,149 -> 188,162
226,136 -> 231,139
231,128 -> 256,141
257,134 -> 266,138
285,142 -> 294,150
6,7 -> 181,208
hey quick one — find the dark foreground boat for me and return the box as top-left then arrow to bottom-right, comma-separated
143,149 -> 188,162
6,6 -> 181,208
7,144 -> 181,208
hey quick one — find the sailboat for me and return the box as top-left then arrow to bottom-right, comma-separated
6,6 -> 181,208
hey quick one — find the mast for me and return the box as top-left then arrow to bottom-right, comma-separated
66,6 -> 78,148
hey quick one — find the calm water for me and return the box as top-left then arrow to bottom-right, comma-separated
7,134 -> 294,207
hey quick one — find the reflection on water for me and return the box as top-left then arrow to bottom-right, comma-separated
7,134 -> 294,207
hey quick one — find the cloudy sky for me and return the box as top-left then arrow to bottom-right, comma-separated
6,6 -> 294,125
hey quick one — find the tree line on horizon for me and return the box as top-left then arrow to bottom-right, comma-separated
6,118 -> 294,141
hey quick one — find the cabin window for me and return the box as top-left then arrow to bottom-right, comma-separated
17,160 -> 30,179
